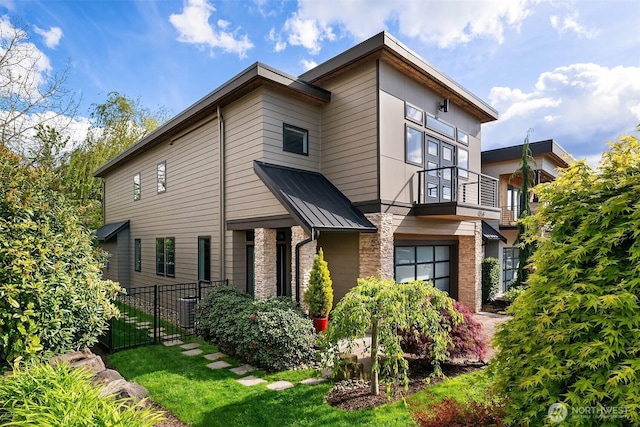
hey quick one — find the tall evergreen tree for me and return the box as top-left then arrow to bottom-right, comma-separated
513,130 -> 536,288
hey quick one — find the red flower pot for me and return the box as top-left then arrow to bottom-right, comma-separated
313,317 -> 328,333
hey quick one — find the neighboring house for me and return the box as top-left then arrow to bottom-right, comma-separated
94,32 -> 501,312
481,139 -> 572,293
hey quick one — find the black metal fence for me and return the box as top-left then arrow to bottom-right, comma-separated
99,279 -> 227,353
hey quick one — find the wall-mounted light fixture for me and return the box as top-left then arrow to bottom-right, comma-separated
439,98 -> 449,112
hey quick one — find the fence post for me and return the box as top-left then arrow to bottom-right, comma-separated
153,284 -> 159,344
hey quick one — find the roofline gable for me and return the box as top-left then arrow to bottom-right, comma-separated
93,62 -> 330,177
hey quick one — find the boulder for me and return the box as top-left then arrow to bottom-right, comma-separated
93,368 -> 124,385
50,348 -> 106,375
99,379 -> 149,403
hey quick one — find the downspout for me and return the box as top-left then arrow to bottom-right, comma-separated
218,106 -> 226,279
295,229 -> 318,303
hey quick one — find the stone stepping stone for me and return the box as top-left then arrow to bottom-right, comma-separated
180,343 -> 201,350
148,332 -> 167,338
149,327 -> 165,332
237,376 -> 267,386
267,381 -> 294,391
164,334 -> 181,340
206,361 -> 232,370
300,378 -> 327,385
230,364 -> 255,375
163,340 -> 183,347
204,352 -> 227,361
182,349 -> 203,356
136,322 -> 151,326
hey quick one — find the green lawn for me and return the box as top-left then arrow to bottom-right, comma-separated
109,339 -> 495,427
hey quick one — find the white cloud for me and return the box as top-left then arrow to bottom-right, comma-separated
550,13 -> 599,39
279,0 -> 534,54
267,27 -> 286,52
300,59 -> 317,71
169,0 -> 253,58
484,63 -> 640,156
0,16 -> 53,102
34,25 -> 63,49
281,12 -> 335,55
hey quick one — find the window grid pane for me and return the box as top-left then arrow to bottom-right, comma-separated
283,124 -> 308,155
405,126 -> 423,165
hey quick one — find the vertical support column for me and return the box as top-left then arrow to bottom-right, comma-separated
359,213 -> 394,280
291,226 -> 317,306
458,221 -> 483,312
254,228 -> 277,299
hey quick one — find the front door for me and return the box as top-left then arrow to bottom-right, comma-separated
425,136 -> 456,203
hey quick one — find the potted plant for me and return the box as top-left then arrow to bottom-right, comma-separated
303,248 -> 333,333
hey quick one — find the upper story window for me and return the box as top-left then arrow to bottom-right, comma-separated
458,148 -> 469,179
133,173 -> 141,201
457,130 -> 469,145
426,115 -> 455,139
405,103 -> 423,125
283,124 -> 308,156
157,161 -> 166,193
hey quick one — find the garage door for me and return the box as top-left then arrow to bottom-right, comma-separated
394,245 -> 451,293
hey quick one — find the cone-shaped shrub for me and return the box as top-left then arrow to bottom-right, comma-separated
303,248 -> 333,318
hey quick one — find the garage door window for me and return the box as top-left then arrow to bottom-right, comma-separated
394,245 -> 451,292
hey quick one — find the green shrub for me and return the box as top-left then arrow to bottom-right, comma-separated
303,248 -> 333,318
502,285 -> 525,303
481,257 -> 500,303
0,362 -> 164,426
195,286 -> 316,371
236,300 -> 316,371
491,134 -> 640,425
0,147 -> 121,368
194,285 -> 250,354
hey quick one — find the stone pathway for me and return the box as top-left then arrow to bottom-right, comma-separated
130,318 -> 327,391
165,341 -> 328,391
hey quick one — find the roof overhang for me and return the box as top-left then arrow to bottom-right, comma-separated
481,139 -> 572,168
94,220 -> 129,242
253,161 -> 377,234
300,31 -> 499,124
94,63 -> 331,178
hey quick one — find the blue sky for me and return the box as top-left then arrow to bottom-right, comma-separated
2,0 -> 639,165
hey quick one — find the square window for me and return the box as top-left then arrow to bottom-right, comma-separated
405,103 -> 423,124
427,162 -> 438,176
442,146 -> 453,162
442,186 -> 451,200
395,247 -> 415,264
443,168 -> 451,181
416,264 -> 433,281
417,246 -> 434,263
395,265 -> 415,283
133,173 -> 141,201
457,130 -> 469,145
157,162 -> 166,193
283,124 -> 308,155
428,141 -> 438,156
427,183 -> 438,198
405,126 -> 423,166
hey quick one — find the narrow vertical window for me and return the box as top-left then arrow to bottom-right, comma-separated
198,236 -> 210,281
134,239 -> 141,272
157,161 -> 166,193
133,173 -> 141,200
165,237 -> 175,277
156,238 -> 164,275
458,148 -> 469,179
405,126 -> 423,166
283,124 -> 308,155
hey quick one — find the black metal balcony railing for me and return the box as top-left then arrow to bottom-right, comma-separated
416,166 -> 498,208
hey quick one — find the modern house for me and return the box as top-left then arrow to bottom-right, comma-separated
481,139 -> 571,292
94,32 -> 501,312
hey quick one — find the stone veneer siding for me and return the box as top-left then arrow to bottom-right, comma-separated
457,221 -> 483,312
359,213 -> 394,280
291,226 -> 317,307
253,228 -> 277,299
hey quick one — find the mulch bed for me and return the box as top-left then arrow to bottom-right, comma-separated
481,300 -> 510,314
325,360 -> 484,411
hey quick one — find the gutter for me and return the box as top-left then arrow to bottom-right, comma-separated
295,229 -> 318,303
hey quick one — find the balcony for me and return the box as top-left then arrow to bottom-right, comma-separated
414,167 -> 500,220
499,202 -> 540,228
